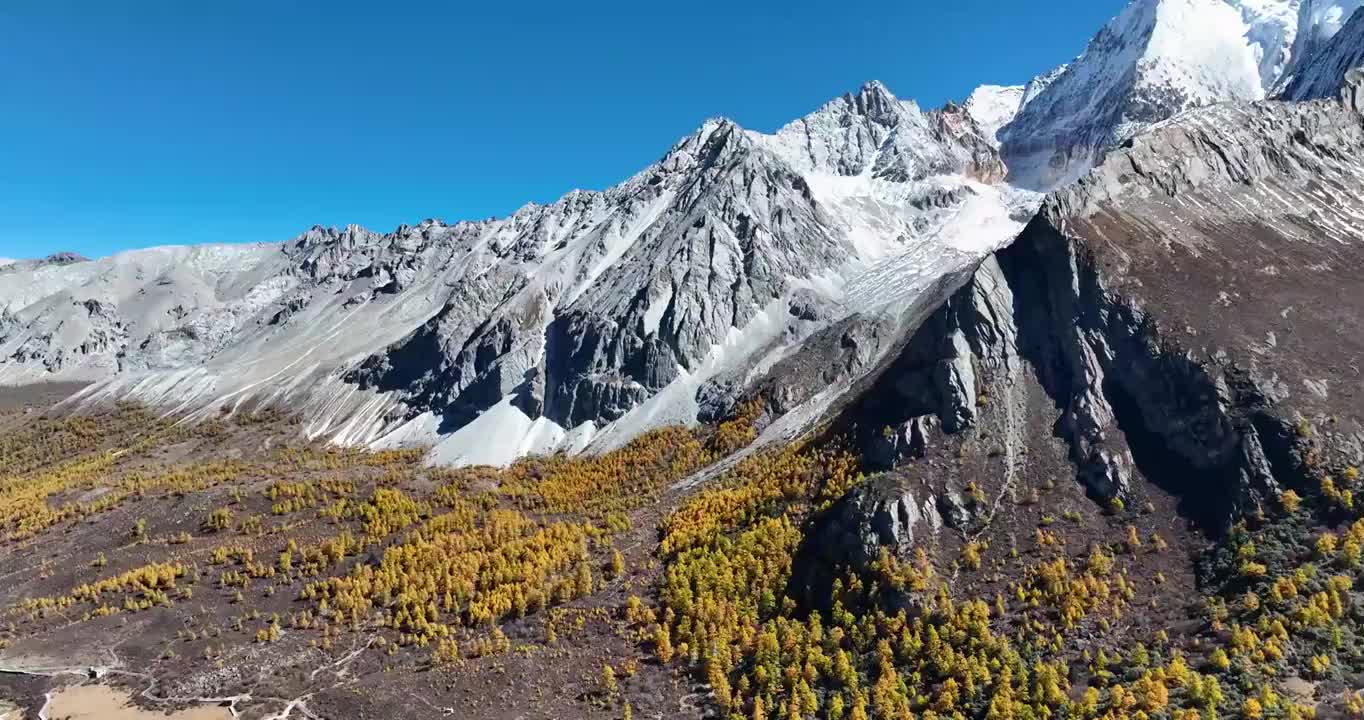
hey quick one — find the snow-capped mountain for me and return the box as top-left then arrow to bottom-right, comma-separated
5,0 -> 1363,467
1280,4 -> 1364,99
756,81 -> 1004,183
2,81 -> 1028,466
999,0 -> 1330,190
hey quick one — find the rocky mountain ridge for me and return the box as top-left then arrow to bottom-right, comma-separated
3,0 -> 1363,473
999,0 -> 1363,190
2,81 -> 1030,466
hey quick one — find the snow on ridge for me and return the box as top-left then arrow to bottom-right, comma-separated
0,73 -> 1023,467
1001,0 -> 1305,191
1279,3 -> 1364,99
1279,0 -> 1364,92
1229,0 -> 1304,90
1019,64 -> 1070,109
585,181 -> 1033,463
964,84 -> 1026,148
1141,0 -> 1269,101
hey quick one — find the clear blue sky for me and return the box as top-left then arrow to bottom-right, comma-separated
0,0 -> 1125,259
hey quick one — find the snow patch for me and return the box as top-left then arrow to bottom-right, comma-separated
963,84 -> 1026,147
427,396 -> 572,467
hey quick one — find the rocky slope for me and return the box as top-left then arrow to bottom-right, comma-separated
808,83 -> 1364,548
4,6 -> 1364,719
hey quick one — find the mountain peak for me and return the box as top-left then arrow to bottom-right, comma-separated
856,79 -> 895,99
699,115 -> 741,133
39,251 -> 89,266
848,80 -> 901,122
1000,0 -> 1304,190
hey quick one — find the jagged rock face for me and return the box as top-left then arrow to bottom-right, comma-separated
1280,5 -> 1364,99
348,104 -> 1006,438
1000,0 -> 1306,190
0,245 -> 283,383
1033,96 -> 1364,506
703,211 -> 1028,443
759,82 -> 1006,184
0,299 -> 128,375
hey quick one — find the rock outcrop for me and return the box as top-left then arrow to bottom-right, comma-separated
1347,67 -> 1364,112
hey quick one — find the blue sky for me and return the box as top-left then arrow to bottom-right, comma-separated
0,0 -> 1125,259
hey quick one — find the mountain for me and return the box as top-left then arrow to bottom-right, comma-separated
0,82 -> 1026,466
1280,4 -> 1364,98
704,71 -> 1364,524
1018,63 -> 1070,109
3,0 -> 1362,472
936,88 -> 1364,520
1000,0 -> 1308,190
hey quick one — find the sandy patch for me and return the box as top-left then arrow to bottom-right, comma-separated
41,684 -> 232,720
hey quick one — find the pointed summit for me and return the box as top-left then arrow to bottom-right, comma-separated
857,79 -> 892,95
848,80 -> 901,126
1000,0 -> 1304,190
853,79 -> 895,103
